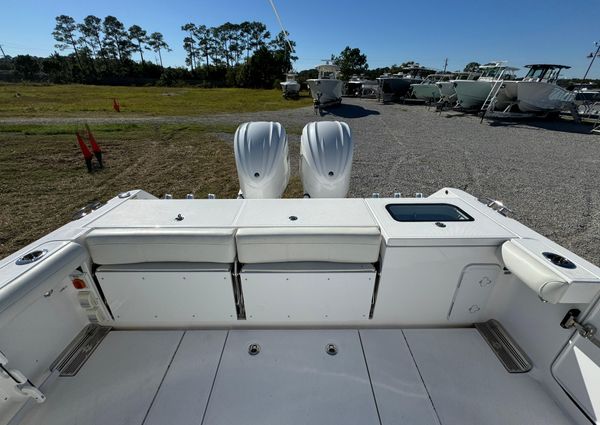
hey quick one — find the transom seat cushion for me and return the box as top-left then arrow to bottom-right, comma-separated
85,228 -> 236,264
235,227 -> 381,264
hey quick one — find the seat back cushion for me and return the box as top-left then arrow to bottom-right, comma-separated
236,227 -> 381,263
85,228 -> 236,264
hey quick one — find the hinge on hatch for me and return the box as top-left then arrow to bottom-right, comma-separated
560,309 -> 600,349
0,351 -> 46,403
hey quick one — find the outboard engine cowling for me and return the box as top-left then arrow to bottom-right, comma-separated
234,121 -> 290,199
300,121 -> 353,198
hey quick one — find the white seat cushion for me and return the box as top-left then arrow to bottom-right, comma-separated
85,228 -> 236,264
236,227 -> 381,263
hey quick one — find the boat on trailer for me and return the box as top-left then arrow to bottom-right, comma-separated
517,64 -> 576,113
280,72 -> 301,99
1,120 -> 600,425
378,65 -> 436,102
306,63 -> 343,110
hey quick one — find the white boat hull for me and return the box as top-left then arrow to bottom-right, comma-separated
411,83 -> 441,101
280,81 -> 300,95
517,82 -> 575,113
307,79 -> 343,104
437,81 -> 456,98
454,80 -> 517,110
454,80 -> 491,109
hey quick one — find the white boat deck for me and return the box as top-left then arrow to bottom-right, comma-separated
20,328 -> 574,425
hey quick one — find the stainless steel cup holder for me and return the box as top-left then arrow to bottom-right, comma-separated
542,252 -> 576,269
16,249 -> 48,265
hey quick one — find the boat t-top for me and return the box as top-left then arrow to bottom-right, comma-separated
517,64 -> 575,113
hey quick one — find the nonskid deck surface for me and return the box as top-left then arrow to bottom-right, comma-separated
20,329 -> 574,425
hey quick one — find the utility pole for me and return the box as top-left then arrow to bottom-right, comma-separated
443,58 -> 448,73
0,44 -> 8,60
583,41 -> 600,80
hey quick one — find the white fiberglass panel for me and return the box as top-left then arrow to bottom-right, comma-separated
373,245 -> 501,325
86,199 -> 243,228
235,198 -> 377,228
448,264 -> 501,322
241,267 -> 375,322
97,265 -> 237,325
366,197 -> 515,246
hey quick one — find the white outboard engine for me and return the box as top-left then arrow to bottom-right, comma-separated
234,121 -> 290,199
300,121 -> 353,198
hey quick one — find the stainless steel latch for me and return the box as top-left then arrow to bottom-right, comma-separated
561,309 -> 600,349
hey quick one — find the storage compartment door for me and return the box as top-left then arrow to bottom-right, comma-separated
241,265 -> 375,322
97,267 -> 237,324
552,300 -> 600,422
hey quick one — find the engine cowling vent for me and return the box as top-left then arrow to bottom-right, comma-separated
300,121 -> 353,198
234,121 -> 290,199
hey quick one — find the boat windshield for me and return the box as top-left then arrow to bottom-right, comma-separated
523,66 -> 562,83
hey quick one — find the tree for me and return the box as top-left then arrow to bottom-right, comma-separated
78,15 -> 103,59
269,31 -> 297,74
332,46 -> 368,80
103,16 -> 132,62
128,25 -> 149,64
194,25 -> 212,67
183,37 -> 196,71
14,55 -> 41,80
464,62 -> 480,72
148,32 -> 170,68
248,22 -> 270,54
52,15 -> 83,70
181,23 -> 198,70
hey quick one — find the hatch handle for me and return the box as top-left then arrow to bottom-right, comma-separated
561,309 -> 600,349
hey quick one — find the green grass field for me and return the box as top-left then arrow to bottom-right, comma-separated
0,83 -> 312,117
0,123 -> 303,258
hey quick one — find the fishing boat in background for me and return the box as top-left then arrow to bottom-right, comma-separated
306,63 -> 343,108
378,64 -> 436,102
411,73 -> 454,102
280,72 -> 301,99
453,62 -> 518,110
517,64 -> 575,113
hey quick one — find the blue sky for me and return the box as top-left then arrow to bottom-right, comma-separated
1,0 -> 599,78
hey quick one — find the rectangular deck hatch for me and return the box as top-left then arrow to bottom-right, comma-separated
202,330 -> 380,425
386,203 -> 474,222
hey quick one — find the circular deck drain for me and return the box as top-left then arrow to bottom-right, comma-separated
248,343 -> 260,355
325,343 -> 338,356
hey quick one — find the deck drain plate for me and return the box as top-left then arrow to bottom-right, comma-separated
54,324 -> 111,377
475,320 -> 532,373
